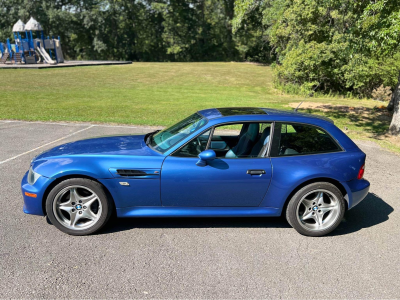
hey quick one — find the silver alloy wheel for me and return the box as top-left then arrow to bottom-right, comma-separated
52,185 -> 102,230
296,189 -> 341,231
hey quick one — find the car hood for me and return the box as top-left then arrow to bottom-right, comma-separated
34,134 -> 161,161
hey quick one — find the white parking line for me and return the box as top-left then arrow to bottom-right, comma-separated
0,125 -> 94,165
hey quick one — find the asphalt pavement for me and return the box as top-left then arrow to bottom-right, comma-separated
0,120 -> 399,299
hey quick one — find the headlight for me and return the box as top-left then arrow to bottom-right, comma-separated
28,166 -> 41,185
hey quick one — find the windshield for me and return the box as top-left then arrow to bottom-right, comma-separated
149,113 -> 207,153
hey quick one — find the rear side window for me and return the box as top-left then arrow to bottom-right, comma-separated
271,123 -> 341,157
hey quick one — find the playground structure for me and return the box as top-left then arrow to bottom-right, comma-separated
0,17 -> 64,65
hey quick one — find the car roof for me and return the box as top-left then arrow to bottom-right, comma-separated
198,107 -> 334,124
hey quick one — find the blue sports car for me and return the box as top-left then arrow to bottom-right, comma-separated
21,107 -> 370,236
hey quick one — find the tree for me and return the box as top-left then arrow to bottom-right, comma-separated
233,0 -> 400,135
152,0 -> 239,61
232,0 -> 274,62
0,0 -> 240,62
358,0 -> 400,135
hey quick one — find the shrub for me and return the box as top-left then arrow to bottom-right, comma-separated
371,85 -> 392,102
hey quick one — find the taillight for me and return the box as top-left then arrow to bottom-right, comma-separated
357,163 -> 365,180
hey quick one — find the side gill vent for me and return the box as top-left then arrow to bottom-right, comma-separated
117,169 -> 147,176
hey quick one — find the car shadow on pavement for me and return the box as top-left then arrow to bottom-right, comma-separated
101,216 -> 291,234
100,192 -> 392,236
330,192 -> 393,236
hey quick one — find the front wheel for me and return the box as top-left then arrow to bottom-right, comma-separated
286,182 -> 345,237
46,178 -> 113,236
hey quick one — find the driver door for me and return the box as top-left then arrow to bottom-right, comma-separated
160,123 -> 273,207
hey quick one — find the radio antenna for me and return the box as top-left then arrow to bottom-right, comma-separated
294,101 -> 303,112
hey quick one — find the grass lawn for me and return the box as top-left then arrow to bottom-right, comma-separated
0,62 -> 398,153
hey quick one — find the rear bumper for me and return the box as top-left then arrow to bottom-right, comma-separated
21,171 -> 54,216
347,178 -> 370,209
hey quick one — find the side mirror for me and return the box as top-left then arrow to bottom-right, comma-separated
196,149 -> 216,166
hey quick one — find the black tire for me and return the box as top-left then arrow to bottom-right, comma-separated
286,182 -> 345,237
46,178 -> 113,236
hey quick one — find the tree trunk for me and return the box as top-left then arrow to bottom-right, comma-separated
222,0 -> 235,60
389,71 -> 400,135
387,95 -> 394,112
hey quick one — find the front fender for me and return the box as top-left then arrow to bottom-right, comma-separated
32,156 -> 113,179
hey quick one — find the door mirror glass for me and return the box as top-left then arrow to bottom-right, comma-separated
196,149 -> 216,166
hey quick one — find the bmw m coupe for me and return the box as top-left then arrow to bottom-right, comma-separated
22,107 -> 370,236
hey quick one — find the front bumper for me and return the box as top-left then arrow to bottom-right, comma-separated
21,171 -> 55,216
347,178 -> 370,209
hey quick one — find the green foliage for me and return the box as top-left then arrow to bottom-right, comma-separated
358,0 -> 400,55
153,0 -> 238,61
233,0 -> 400,97
0,0 -> 239,61
233,0 -> 274,62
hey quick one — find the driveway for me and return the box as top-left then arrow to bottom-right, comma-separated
0,120 -> 398,299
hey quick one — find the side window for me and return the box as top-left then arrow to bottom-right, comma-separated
172,130 -> 211,157
273,123 -> 341,156
209,124 -> 243,158
209,122 -> 272,158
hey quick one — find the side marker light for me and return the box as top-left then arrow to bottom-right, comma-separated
25,192 -> 37,198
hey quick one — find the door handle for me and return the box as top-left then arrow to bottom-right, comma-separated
247,169 -> 266,175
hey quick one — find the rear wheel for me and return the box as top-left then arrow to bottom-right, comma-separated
286,182 -> 345,237
46,178 -> 112,236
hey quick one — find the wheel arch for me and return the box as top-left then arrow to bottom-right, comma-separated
41,174 -> 116,215
280,177 -> 348,216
